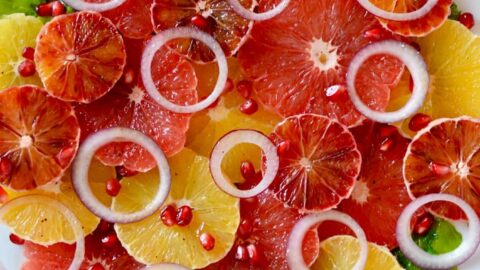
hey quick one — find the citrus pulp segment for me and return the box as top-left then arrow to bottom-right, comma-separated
34,11 -> 126,103
0,85 -> 80,190
113,149 -> 239,268
238,0 -> 404,127
268,114 -> 362,212
0,13 -> 43,89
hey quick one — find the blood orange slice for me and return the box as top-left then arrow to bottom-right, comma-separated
35,11 -> 126,103
151,0 -> 254,63
203,190 -> 319,270
0,85 -> 80,190
404,117 -> 480,220
75,38 -> 197,172
371,0 -> 452,37
269,114 -> 361,212
238,0 -> 404,127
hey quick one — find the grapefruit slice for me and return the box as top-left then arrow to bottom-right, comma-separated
75,38 -> 197,172
151,0 -> 254,63
0,14 -> 43,89
34,11 -> 126,103
403,117 -> 480,220
113,149 -> 239,268
0,85 -> 80,190
203,190 -> 319,270
238,0 -> 404,127
371,0 -> 452,37
269,114 -> 362,212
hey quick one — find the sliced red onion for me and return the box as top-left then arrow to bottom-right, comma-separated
357,0 -> 438,21
347,40 -> 428,123
61,0 -> 126,12
141,27 -> 227,114
396,194 -> 480,269
210,130 -> 279,198
227,0 -> 290,21
0,195 -> 85,270
143,263 -> 190,270
287,210 -> 368,270
72,128 -> 171,224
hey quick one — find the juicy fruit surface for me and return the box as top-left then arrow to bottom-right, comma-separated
238,0 -> 404,126
312,235 -> 403,270
0,160 -> 114,244
35,11 -> 126,103
0,85 -> 79,190
269,114 -> 361,212
0,14 -> 43,89
372,0 -> 452,37
152,0 -> 253,62
204,190 -> 319,270
75,39 -> 197,172
113,149 -> 239,268
404,117 -> 480,220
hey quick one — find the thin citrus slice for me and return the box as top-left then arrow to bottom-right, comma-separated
35,11 -> 126,103
151,0 -> 254,63
0,13 -> 43,89
371,0 -> 452,37
75,38 -> 197,172
238,0 -> 404,127
404,117 -> 480,220
204,190 -> 319,270
113,149 -> 239,268
269,114 -> 362,212
0,85 -> 80,190
312,235 -> 403,270
0,159 -> 114,245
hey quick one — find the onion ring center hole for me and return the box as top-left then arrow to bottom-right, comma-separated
219,143 -> 263,190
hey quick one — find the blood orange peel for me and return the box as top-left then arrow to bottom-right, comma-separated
227,0 -> 290,21
357,0 -> 438,21
61,0 -> 127,12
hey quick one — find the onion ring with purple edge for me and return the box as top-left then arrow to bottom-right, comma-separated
356,0 -> 438,21
227,0 -> 290,21
60,0 -> 127,12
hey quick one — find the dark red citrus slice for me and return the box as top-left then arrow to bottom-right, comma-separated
75,38 -> 197,172
203,190 -> 319,270
238,0 -> 404,127
0,85 -> 79,190
35,11 -> 126,103
269,114 -> 361,212
404,117 -> 480,220
151,0 -> 254,62
371,0 -> 453,37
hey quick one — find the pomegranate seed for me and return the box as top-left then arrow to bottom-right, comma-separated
52,1 -> 66,16
115,166 -> 138,179
199,232 -> 215,251
18,60 -> 36,77
190,14 -> 209,31
55,146 -> 75,167
22,47 -> 35,60
224,78 -> 234,93
123,68 -> 135,85
237,218 -> 253,239
239,99 -> 258,115
161,205 -> 177,226
413,213 -> 434,236
236,80 -> 253,98
277,140 -> 291,156
101,233 -> 118,248
364,28 -> 383,40
247,243 -> 262,265
379,137 -> 395,152
0,186 -> 7,204
9,234 -> 24,245
429,162 -> 451,176
379,125 -> 398,139
36,3 -> 53,17
0,158 -> 13,178
89,263 -> 105,270
459,12 -> 475,29
408,113 -> 432,132
410,42 -> 421,52
176,205 -> 193,226
325,85 -> 347,102
97,220 -> 112,233
409,75 -> 414,92
240,161 -> 256,181
235,244 -> 249,262
105,178 -> 122,197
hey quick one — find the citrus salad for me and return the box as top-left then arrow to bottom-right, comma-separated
0,0 -> 479,269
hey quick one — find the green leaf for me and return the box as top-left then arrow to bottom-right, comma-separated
0,0 -> 46,16
449,3 -> 462,20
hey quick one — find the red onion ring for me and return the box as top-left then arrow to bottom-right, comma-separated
396,194 -> 480,269
61,0 -> 126,12
143,263 -> 190,270
72,128 -> 171,224
287,210 -> 368,270
357,0 -> 438,21
210,130 -> 279,198
227,0 -> 290,21
347,40 -> 428,123
141,27 -> 227,114
0,195 -> 85,270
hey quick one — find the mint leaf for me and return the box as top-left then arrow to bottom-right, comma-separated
0,0 -> 45,16
449,3 -> 462,20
